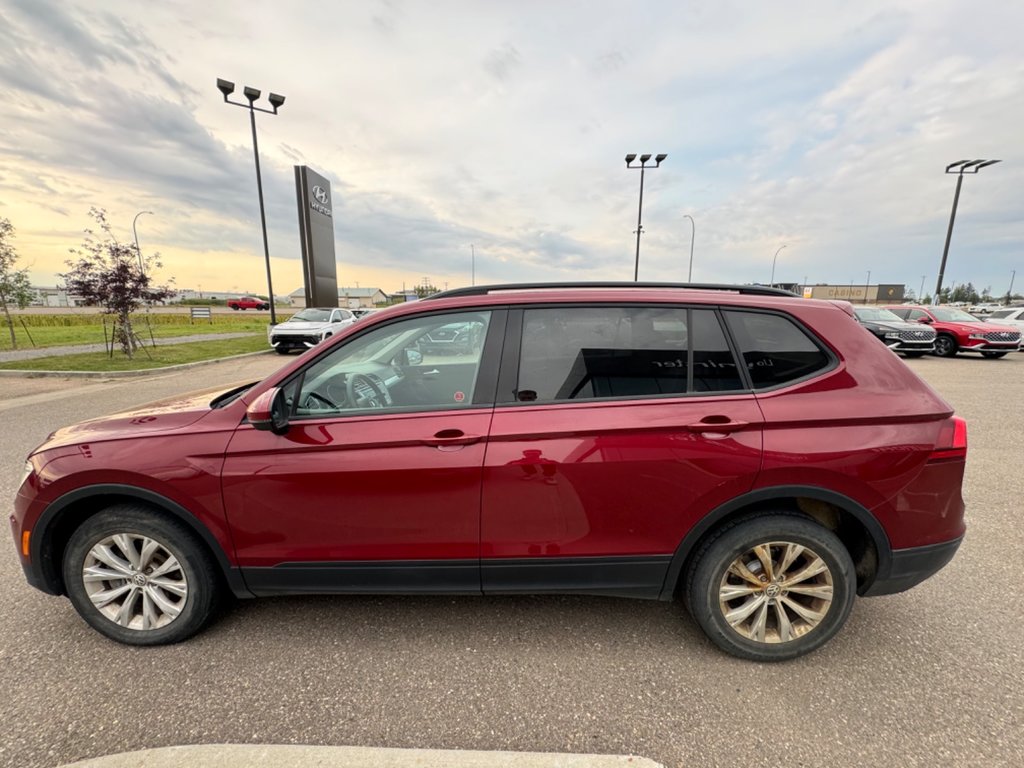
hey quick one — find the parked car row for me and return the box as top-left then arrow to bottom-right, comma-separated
880,305 -> 1021,358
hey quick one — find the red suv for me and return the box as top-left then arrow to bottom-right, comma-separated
227,296 -> 271,311
11,284 -> 967,661
882,304 -> 1021,358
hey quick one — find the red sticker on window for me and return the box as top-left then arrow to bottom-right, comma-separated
454,391 -> 465,402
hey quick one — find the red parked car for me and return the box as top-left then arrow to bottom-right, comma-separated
882,304 -> 1021,358
12,284 -> 967,661
227,296 -> 271,311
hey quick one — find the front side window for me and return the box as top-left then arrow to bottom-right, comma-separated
284,311 -> 491,417
516,306 -> 742,403
724,310 -> 831,389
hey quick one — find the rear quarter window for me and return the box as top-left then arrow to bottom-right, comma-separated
724,310 -> 832,389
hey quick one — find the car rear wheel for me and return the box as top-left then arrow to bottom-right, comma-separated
686,514 -> 855,662
933,335 -> 958,357
981,351 -> 1007,359
62,506 -> 221,646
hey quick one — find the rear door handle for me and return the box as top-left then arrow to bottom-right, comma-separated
685,416 -> 749,433
421,429 -> 482,447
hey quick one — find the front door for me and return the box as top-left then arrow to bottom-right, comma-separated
222,309 -> 503,595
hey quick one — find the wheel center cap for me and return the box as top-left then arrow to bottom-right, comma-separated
765,583 -> 781,598
132,573 -> 148,587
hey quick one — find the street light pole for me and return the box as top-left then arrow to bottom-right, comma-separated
934,159 -> 1001,305
682,214 -> 695,282
770,244 -> 787,286
217,78 -> 286,325
1008,269 -> 1016,305
864,270 -> 871,304
625,153 -> 667,281
132,210 -> 153,274
471,243 -> 475,286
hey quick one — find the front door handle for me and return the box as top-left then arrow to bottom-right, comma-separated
421,429 -> 482,447
685,416 -> 749,433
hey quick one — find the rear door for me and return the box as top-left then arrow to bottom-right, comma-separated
480,304 -> 764,597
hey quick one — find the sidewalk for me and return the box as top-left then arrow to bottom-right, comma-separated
0,332 -> 256,363
60,744 -> 665,768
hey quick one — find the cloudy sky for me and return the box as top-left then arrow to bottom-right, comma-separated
1,0 -> 1021,298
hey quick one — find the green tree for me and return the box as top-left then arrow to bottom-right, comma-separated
0,218 -> 36,349
60,208 -> 172,358
414,283 -> 441,298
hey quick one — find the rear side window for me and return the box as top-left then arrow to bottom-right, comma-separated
516,306 -> 743,402
724,311 -> 831,389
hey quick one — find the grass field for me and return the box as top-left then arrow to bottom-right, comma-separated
0,335 -> 270,372
0,313 -> 285,350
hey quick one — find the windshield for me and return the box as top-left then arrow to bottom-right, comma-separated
291,309 -> 332,322
932,307 -> 980,323
854,307 -> 903,322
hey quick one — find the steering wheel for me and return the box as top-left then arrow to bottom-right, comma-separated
302,391 -> 338,410
346,373 -> 389,408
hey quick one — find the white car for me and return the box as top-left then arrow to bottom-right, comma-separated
968,302 -> 1003,316
985,307 -> 1024,349
269,307 -> 357,354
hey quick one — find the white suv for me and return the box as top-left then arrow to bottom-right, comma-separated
269,307 -> 357,354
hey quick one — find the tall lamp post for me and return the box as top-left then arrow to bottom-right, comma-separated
682,214 -> 695,282
217,78 -> 285,325
625,153 -> 667,281
934,159 -> 1001,305
864,270 -> 871,304
919,275 -> 927,303
769,244 -> 787,286
132,210 -> 153,274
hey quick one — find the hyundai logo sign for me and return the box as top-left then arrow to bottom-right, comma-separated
309,184 -> 332,217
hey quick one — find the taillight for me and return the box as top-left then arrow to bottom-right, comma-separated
930,416 -> 968,461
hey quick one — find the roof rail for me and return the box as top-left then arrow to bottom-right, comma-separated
423,282 -> 799,301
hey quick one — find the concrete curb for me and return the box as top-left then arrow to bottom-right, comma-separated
0,350 -> 275,379
58,744 -> 666,768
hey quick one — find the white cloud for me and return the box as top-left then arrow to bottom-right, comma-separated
0,0 -> 1020,296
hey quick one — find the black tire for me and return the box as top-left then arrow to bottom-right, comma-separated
933,335 -> 958,357
981,351 -> 1007,359
231,305 -> 239,311
686,513 -> 856,662
902,352 -> 925,358
62,506 -> 222,646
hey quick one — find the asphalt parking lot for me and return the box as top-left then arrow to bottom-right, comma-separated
1,352 -> 1022,768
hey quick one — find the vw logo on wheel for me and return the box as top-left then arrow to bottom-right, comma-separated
312,185 -> 329,205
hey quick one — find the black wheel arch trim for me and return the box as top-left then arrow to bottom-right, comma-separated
657,485 -> 892,600
29,484 -> 252,599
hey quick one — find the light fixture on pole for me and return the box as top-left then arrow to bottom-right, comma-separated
769,244 -> 787,285
934,159 -> 1001,305
682,214 -> 695,282
217,77 -> 286,325
132,210 -> 153,274
625,153 -> 667,281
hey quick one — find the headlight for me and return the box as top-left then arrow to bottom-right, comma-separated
19,460 -> 33,488
968,334 -> 986,340
884,332 -> 900,339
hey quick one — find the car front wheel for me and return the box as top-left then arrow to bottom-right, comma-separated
933,335 -> 958,357
686,514 -> 856,662
62,506 -> 221,646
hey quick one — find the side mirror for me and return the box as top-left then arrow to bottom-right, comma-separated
917,316 -> 932,324
247,387 -> 289,434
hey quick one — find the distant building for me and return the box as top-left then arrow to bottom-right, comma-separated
29,286 -> 86,307
801,284 -> 906,304
288,286 -> 386,308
